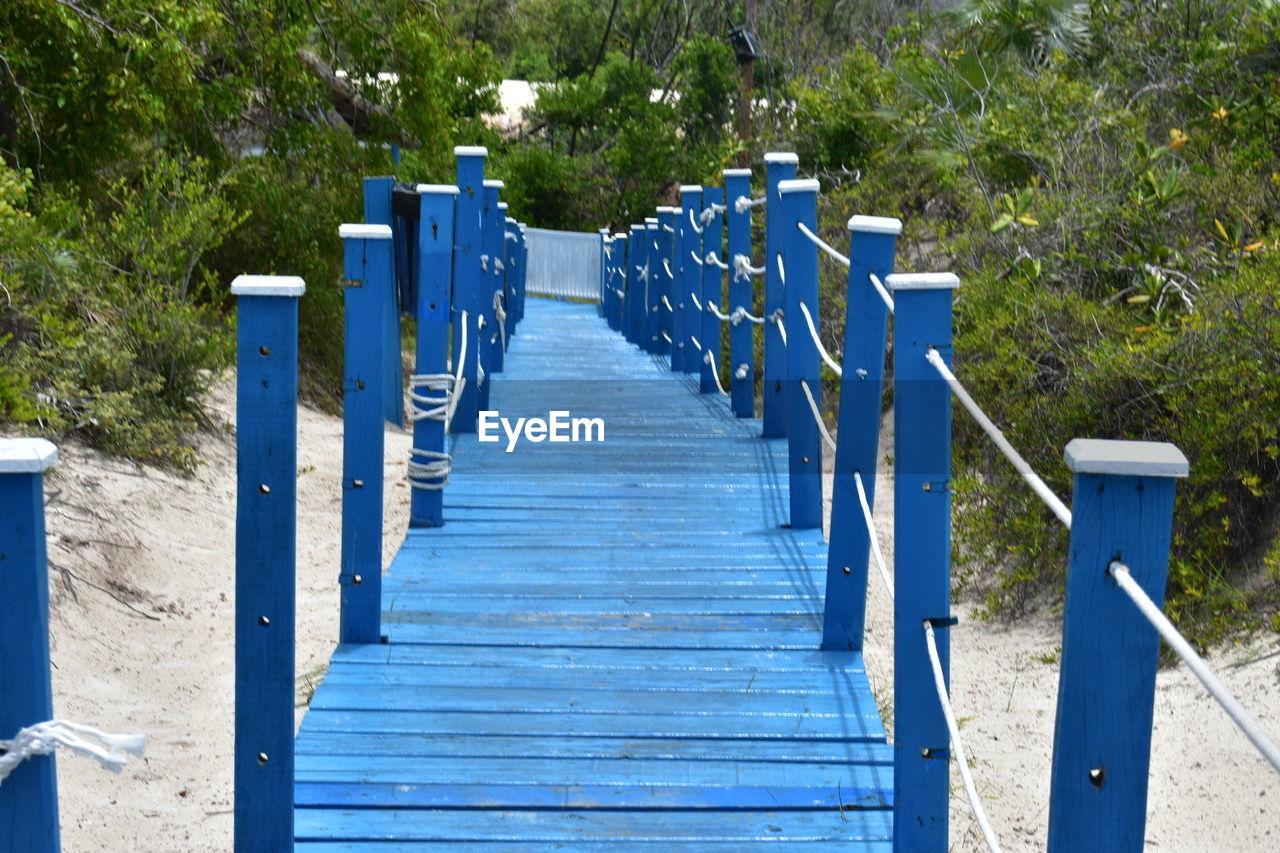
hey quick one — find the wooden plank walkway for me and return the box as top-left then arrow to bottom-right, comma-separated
294,298 -> 893,849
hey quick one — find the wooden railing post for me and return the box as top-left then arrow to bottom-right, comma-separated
231,274 -> 304,851
498,201 -> 512,349
676,185 -> 703,374
451,146 -> 487,432
699,185 -> 725,394
723,167 -> 755,418
409,186 -> 459,528
1048,439 -> 1188,853
513,222 -> 528,328
643,218 -> 660,353
889,271 -> 960,853
762,152 -> 798,437
339,224 -> 392,645
0,437 -> 60,853
362,176 -> 405,428
608,232 -> 625,332
626,223 -> 645,346
505,216 -> 521,338
655,207 -> 678,356
482,179 -> 505,377
598,227 -> 611,320
777,178 -> 822,530
823,216 -> 902,651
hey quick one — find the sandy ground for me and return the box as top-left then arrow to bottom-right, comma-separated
38,382 -> 1279,851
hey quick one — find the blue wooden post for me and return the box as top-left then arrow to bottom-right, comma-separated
655,208 -> 678,356
0,438 -> 60,853
627,224 -> 645,346
510,221 -> 527,330
889,271 -> 960,853
823,216 -> 901,651
610,233 -> 626,332
777,178 -> 822,529
231,274 -> 304,852
724,168 -> 755,417
699,186 -> 725,394
498,202 -> 512,348
645,219 -> 655,350
1048,439 -> 1188,853
362,177 -> 406,428
517,223 -> 528,326
339,224 -> 392,645
598,228 -> 610,318
482,179 -> 505,377
763,152 -> 798,437
409,186 -> 458,528
451,146 -> 487,432
677,186 -> 704,374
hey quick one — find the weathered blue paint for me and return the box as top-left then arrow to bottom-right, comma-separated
410,188 -> 459,528
292,298 -> 891,848
340,229 -> 392,645
778,179 -> 822,530
699,186 -> 725,394
762,153 -> 798,437
0,439 -> 60,853
232,276 -> 303,851
678,187 -> 704,374
724,169 -> 755,418
362,177 -> 405,427
451,147 -> 487,433
482,180 -> 505,376
626,224 -> 645,346
823,218 -> 901,651
1048,440 -> 1188,853
889,273 -> 959,853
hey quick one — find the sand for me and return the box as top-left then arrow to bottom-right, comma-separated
38,382 -> 1279,851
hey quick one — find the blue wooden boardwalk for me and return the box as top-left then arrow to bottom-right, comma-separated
293,298 -> 892,849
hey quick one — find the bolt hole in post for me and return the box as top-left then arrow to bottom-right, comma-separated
257,753 -> 268,766
258,616 -> 270,627
1089,766 -> 1106,789
258,484 -> 270,495
259,346 -> 270,356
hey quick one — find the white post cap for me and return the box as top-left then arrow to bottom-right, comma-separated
231,275 -> 306,297
505,216 -> 518,224
0,438 -> 58,473
723,168 -> 752,177
416,184 -> 459,195
498,202 -> 509,210
454,145 -> 488,157
1065,439 -> 1189,478
764,152 -> 799,165
656,206 -> 680,214
338,223 -> 393,240
613,232 -> 626,239
483,179 -> 505,189
599,227 -> 611,234
679,185 -> 703,195
848,215 -> 903,235
778,178 -> 820,195
885,272 -> 959,291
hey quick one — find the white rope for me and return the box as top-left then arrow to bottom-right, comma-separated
731,306 -> 764,325
799,379 -> 835,451
705,251 -> 730,271
703,349 -> 730,396
690,292 -> 703,311
690,336 -> 703,352
706,301 -> 733,323
662,224 -> 675,233
797,301 -> 843,377
0,720 -> 146,785
689,250 -> 704,267
493,290 -> 507,351
407,448 -> 451,490
854,471 -> 893,602
734,195 -> 766,214
494,259 -> 505,274
480,254 -> 489,272
776,253 -> 786,285
505,232 -> 519,243
662,332 -> 672,343
1110,562 -> 1280,775
688,208 -> 703,235
770,308 -> 787,346
661,294 -> 675,312
407,374 -> 454,423
734,363 -> 750,380
797,222 -> 851,268
923,623 -> 1005,853
663,259 -> 674,280
868,272 -> 895,313
733,253 -> 765,281
699,203 -> 727,226
924,349 -> 1073,527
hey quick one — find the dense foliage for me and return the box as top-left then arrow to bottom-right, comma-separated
3,0 -> 1277,640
